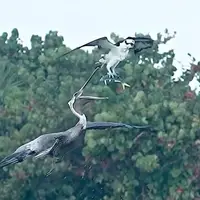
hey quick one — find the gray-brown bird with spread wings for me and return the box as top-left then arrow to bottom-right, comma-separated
0,67 -> 152,168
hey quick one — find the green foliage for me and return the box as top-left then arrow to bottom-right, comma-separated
0,28 -> 200,200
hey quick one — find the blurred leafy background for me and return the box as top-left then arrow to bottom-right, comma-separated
0,28 -> 200,200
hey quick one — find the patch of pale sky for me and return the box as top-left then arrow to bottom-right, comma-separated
0,0 -> 199,92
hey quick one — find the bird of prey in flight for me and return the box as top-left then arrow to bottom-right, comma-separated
57,36 -> 154,87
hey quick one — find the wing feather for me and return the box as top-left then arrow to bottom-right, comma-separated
86,121 -> 153,130
129,36 -> 154,54
57,37 -> 115,59
134,38 -> 154,54
114,36 -> 154,53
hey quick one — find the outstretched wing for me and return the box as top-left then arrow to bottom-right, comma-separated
132,36 -> 154,54
115,36 -> 154,53
57,37 -> 116,59
86,121 -> 153,130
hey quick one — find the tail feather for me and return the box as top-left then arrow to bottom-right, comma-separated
86,121 -> 152,130
0,150 -> 33,168
0,155 -> 19,168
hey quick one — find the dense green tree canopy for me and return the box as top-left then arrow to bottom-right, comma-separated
0,28 -> 200,200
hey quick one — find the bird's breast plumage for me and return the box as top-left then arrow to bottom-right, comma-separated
106,47 -> 129,61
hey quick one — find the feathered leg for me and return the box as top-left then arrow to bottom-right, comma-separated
110,62 -> 131,90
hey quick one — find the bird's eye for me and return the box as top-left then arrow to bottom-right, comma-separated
73,91 -> 80,98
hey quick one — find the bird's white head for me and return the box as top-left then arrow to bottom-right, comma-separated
124,38 -> 135,49
118,39 -> 135,50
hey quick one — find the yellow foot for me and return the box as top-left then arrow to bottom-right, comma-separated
121,82 -> 130,90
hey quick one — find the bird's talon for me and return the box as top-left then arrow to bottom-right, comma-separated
122,83 -> 130,90
107,72 -> 115,79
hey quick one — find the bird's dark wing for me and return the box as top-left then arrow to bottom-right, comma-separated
0,149 -> 34,168
132,36 -> 154,54
115,36 -> 154,53
86,121 -> 152,130
57,37 -> 115,59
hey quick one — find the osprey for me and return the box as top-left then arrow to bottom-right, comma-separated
57,36 -> 154,85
